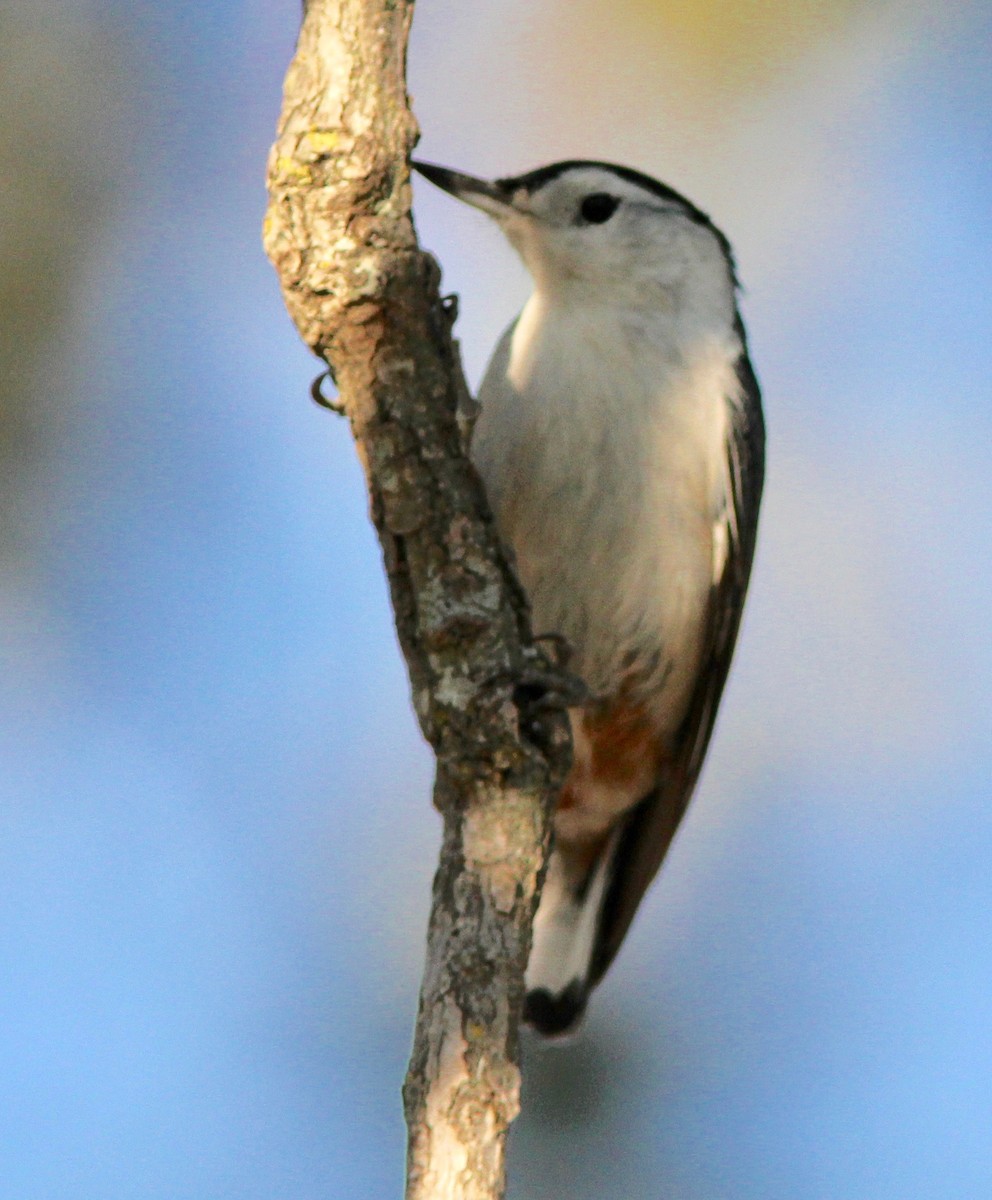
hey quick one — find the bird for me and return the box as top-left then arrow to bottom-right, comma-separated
413,158 -> 765,1036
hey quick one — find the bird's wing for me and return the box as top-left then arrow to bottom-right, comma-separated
589,333 -> 765,985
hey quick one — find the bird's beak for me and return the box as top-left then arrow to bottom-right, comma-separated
412,160 -> 517,219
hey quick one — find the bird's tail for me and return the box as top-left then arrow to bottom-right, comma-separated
523,833 -> 620,1036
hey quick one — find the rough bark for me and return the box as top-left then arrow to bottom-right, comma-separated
263,3 -> 572,1198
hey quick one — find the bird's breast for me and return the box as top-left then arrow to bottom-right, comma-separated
472,296 -> 738,739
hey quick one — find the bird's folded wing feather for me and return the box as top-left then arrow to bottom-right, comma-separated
590,340 -> 765,985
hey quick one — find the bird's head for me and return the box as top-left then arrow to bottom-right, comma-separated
413,158 -> 738,316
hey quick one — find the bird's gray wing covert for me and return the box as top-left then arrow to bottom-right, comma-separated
590,329 -> 765,985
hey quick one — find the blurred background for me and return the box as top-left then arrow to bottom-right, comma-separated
2,0 -> 990,1195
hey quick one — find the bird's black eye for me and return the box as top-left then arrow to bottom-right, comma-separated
579,193 -> 620,224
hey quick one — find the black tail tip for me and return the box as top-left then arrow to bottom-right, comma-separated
523,981 -> 588,1037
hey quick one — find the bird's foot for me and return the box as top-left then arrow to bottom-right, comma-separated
512,660 -> 588,715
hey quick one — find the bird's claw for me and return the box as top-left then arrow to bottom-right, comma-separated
441,292 -> 459,325
531,631 -> 576,670
310,369 -> 346,416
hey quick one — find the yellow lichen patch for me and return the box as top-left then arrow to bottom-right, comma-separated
275,156 -> 313,185
305,128 -> 340,157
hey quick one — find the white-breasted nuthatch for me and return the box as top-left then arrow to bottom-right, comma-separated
414,159 -> 765,1036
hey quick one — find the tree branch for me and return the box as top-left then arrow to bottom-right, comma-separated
263,3 -> 572,1197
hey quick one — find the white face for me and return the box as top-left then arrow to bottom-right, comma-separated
491,166 -> 735,311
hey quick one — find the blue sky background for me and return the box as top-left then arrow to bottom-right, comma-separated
2,1 -> 991,1196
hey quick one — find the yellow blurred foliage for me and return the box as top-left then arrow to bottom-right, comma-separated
0,14 -> 122,568
561,0 -> 867,92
